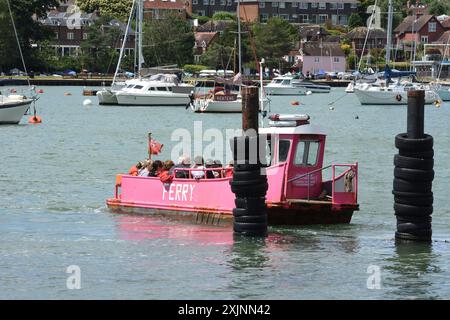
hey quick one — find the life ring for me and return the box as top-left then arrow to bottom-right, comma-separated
396,94 -> 402,102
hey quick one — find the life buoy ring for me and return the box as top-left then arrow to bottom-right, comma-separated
396,94 -> 402,102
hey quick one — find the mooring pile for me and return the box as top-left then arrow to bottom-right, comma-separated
393,90 -> 434,242
231,87 -> 268,237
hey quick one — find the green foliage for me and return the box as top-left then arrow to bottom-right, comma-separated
199,43 -> 235,69
348,13 -> 364,29
76,0 -> 133,21
191,14 -> 210,25
143,14 -> 195,67
0,0 -> 59,72
252,18 -> 298,69
428,0 -> 450,15
183,64 -> 208,74
79,16 -> 122,72
212,12 -> 237,21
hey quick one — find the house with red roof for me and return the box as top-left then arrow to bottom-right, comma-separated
394,15 -> 445,45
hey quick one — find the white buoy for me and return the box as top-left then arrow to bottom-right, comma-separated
83,99 -> 93,106
329,106 -> 335,111
306,91 -> 312,95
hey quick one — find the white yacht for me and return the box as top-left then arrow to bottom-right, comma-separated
114,74 -> 194,106
265,76 -> 307,96
355,82 -> 441,105
0,94 -> 33,124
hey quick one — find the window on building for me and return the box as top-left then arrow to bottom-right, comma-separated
291,2 -> 298,8
421,36 -> 429,43
339,15 -> 348,25
299,14 -> 309,23
299,2 -> 308,9
260,13 -> 269,22
210,0 -> 215,5
319,14 -> 328,24
280,14 -> 289,20
319,2 -> 326,9
83,33 -> 88,40
332,14 -> 338,25
330,3 -> 337,9
314,57 -> 320,62
227,0 -> 232,5
333,57 -> 340,62
203,0 -> 208,5
310,14 -> 318,23
429,22 -> 436,32
338,3 -> 344,9
67,32 -> 74,40
55,32 -> 59,39
193,0 -> 198,4
351,3 -> 358,9
259,1 -> 265,8
311,2 -> 318,8
221,0 -> 226,5
272,2 -> 279,7
273,13 -> 279,18
197,10 -> 206,15
279,2 -> 285,8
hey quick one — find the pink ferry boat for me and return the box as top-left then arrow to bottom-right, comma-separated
107,115 -> 359,226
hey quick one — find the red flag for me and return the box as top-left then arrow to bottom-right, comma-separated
149,139 -> 163,155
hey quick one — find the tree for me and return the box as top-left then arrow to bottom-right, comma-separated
348,13 -> 364,29
79,16 -> 122,72
143,14 -> 195,67
0,0 -> 59,72
428,0 -> 450,15
211,11 -> 236,21
76,0 -> 133,21
252,18 -> 298,69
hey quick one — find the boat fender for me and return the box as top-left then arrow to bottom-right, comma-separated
128,166 -> 138,176
28,115 -> 42,124
435,100 -> 441,108
396,94 -> 402,102
291,101 -> 300,106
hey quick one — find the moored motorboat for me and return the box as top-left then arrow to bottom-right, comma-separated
106,114 -> 359,226
0,94 -> 33,124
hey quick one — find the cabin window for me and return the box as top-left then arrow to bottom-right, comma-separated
157,87 -> 167,91
294,141 -> 320,167
127,85 -> 134,88
134,85 -> 144,90
281,79 -> 291,85
149,87 -> 156,91
278,140 -> 291,162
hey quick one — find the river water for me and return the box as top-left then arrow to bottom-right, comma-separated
0,86 -> 449,299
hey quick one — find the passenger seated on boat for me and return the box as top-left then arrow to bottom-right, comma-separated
129,161 -> 143,176
191,156 -> 205,179
205,159 -> 216,179
159,160 -> 175,183
148,160 -> 163,177
170,156 -> 191,179
225,161 -> 233,178
138,160 -> 152,177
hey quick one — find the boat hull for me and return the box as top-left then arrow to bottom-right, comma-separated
115,92 -> 190,106
97,90 -> 118,105
0,99 -> 32,124
106,173 -> 358,226
265,86 -> 306,96
355,89 -> 440,105
193,99 -> 242,113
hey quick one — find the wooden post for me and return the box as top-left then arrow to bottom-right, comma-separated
242,86 -> 259,133
407,90 -> 425,139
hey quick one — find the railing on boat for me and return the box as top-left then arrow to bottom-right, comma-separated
286,163 -> 358,205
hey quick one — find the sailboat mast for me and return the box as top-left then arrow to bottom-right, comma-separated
138,0 -> 145,79
386,0 -> 393,65
237,0 -> 242,76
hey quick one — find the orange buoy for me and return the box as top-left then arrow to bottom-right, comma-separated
28,115 -> 42,124
291,101 -> 300,106
37,89 -> 44,94
64,92 -> 72,96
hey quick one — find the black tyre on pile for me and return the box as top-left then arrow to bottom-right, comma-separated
232,169 -> 266,181
393,178 -> 432,193
234,197 -> 266,211
394,154 -> 434,170
234,221 -> 268,233
394,195 -> 434,207
398,149 -> 434,159
233,163 -> 262,172
231,182 -> 268,197
234,214 -> 268,224
396,215 -> 432,224
394,167 -> 435,182
394,203 -> 433,217
395,133 -> 433,151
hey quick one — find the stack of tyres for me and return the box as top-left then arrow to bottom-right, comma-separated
231,136 -> 268,237
393,133 -> 434,241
